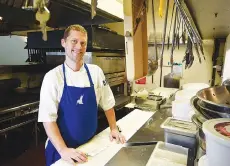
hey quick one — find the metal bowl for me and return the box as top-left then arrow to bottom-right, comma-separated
196,86 -> 230,112
197,100 -> 230,118
190,96 -> 209,123
191,114 -> 206,151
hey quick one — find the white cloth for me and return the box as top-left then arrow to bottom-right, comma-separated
38,63 -> 115,122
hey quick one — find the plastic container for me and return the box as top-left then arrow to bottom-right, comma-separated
198,155 -> 208,166
172,100 -> 194,121
182,83 -> 209,91
161,117 -> 198,150
175,90 -> 197,101
203,118 -> 230,166
146,141 -> 188,166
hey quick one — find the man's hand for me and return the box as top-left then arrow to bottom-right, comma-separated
59,147 -> 88,164
109,128 -> 126,144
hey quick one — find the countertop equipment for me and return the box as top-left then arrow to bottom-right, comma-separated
134,93 -> 166,111
161,117 -> 198,151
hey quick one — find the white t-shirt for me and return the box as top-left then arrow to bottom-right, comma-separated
38,63 -> 115,122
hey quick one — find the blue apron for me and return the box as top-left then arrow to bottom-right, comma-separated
45,63 -> 98,166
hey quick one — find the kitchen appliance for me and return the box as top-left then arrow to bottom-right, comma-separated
161,117 -> 198,150
26,25 -> 125,64
134,94 -> 166,111
203,118 -> 230,166
84,52 -> 126,87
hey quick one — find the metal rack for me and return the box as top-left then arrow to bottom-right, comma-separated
0,101 -> 40,146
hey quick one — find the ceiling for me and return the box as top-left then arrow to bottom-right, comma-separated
184,0 -> 230,39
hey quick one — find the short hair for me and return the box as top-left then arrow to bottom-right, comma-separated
63,24 -> 87,40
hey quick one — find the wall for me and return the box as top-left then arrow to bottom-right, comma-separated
0,36 -> 28,65
152,40 -> 214,87
130,0 -> 215,93
133,0 -> 214,90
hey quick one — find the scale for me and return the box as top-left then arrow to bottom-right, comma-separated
135,94 -> 166,111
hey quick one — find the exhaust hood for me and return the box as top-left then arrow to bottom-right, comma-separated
0,0 -> 123,35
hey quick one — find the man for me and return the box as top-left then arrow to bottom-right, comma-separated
38,24 -> 126,166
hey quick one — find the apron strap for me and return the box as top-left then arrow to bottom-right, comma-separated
62,64 -> 67,87
63,63 -> 94,87
84,63 -> 94,87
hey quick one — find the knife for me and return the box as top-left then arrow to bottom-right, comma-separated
124,141 -> 158,147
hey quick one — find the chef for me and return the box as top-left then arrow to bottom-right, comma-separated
38,24 -> 126,166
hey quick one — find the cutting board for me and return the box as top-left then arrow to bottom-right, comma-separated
51,109 -> 154,166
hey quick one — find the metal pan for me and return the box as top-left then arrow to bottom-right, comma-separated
196,85 -> 230,112
191,115 -> 206,151
197,100 -> 230,118
190,96 -> 208,123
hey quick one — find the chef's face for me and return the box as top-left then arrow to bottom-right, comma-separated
61,30 -> 87,63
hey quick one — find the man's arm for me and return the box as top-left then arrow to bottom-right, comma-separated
43,122 -> 67,154
104,108 -> 126,144
43,122 -> 88,163
104,108 -> 117,130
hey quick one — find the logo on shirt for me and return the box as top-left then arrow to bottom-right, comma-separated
76,95 -> 84,105
103,80 -> 107,86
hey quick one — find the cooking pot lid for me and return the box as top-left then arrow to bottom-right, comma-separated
203,118 -> 230,146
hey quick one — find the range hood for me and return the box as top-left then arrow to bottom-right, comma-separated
25,25 -> 125,64
0,0 -> 123,35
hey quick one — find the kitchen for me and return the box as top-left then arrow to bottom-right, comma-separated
0,0 -> 230,166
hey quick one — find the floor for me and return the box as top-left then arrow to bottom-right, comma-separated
2,143 -> 46,166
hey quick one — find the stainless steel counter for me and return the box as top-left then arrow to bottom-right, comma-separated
105,102 -> 196,166
105,107 -> 172,166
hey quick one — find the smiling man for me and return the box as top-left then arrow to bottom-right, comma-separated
38,24 -> 126,166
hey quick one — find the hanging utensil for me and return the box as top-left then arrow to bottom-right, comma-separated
183,37 -> 194,69
91,0 -> 97,19
170,6 -> 178,71
181,21 -> 186,44
167,3 -> 175,50
159,0 -> 170,87
147,0 -> 159,76
176,14 -> 181,50
174,0 -> 203,63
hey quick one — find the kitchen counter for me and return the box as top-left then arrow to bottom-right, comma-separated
52,99 -> 198,166
105,107 -> 171,166
106,102 -> 197,166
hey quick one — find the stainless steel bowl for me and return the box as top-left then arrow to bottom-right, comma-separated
196,85 -> 230,112
190,96 -> 209,123
191,114 -> 206,151
197,100 -> 230,118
